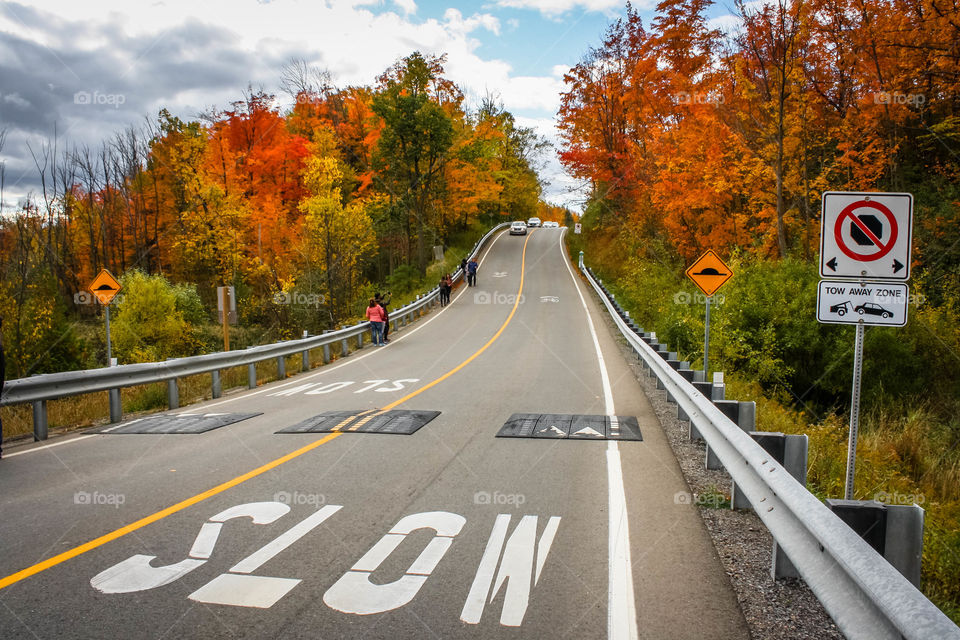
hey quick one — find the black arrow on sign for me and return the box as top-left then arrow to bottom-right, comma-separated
826,257 -> 838,271
893,259 -> 904,274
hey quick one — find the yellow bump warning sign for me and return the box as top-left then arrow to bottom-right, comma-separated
685,250 -> 733,297
89,269 -> 122,305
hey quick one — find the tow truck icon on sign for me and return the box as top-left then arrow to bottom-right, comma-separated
829,301 -> 851,316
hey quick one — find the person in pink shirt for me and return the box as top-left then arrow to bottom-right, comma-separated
365,298 -> 386,346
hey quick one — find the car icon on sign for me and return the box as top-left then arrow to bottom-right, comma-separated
853,302 -> 893,318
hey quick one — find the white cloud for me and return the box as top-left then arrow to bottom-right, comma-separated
393,0 -> 417,15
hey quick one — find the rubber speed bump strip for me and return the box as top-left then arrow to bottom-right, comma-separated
93,412 -> 263,434
495,413 -> 642,441
277,410 -> 441,435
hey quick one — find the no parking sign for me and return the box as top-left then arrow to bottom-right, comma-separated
819,192 -> 913,280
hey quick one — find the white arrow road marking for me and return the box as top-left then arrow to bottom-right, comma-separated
460,514 -> 561,626
538,425 -> 566,436
572,426 -> 604,438
323,511 -> 465,615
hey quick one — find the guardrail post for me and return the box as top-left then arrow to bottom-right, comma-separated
323,344 -> 331,364
109,389 -> 122,423
168,379 -> 179,410
823,499 -> 925,588
277,356 -> 286,379
302,331 -> 311,372
248,364 -> 257,389
357,332 -> 364,349
211,370 -> 222,399
32,400 -> 48,441
341,338 -> 349,357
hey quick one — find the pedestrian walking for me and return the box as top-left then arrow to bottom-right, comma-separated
467,257 -> 479,287
365,298 -> 386,346
460,258 -> 467,283
377,292 -> 392,342
439,274 -> 452,306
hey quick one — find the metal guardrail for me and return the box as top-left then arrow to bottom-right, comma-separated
1,222 -> 509,437
578,261 -> 960,640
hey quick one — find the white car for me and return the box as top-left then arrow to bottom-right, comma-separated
543,221 -> 559,228
526,217 -> 541,227
510,221 -> 527,235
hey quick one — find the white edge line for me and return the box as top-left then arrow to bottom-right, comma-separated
5,230 -> 509,458
559,229 -> 639,640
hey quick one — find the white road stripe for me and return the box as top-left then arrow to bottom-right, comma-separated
559,230 -> 639,640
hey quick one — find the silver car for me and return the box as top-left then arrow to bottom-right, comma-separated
510,221 -> 527,235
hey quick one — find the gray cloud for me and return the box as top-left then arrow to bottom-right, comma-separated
0,3 -> 300,206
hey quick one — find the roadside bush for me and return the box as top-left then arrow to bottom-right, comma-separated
111,270 -> 201,363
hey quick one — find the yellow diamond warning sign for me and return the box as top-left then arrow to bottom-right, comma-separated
685,250 -> 733,297
89,269 -> 122,305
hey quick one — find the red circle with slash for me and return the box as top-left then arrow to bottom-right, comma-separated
834,200 -> 898,262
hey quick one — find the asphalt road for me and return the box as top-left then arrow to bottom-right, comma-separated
0,229 -> 749,639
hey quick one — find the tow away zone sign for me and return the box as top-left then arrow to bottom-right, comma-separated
817,280 -> 909,327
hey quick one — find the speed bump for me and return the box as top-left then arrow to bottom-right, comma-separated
277,410 -> 440,435
496,413 -> 642,441
95,412 -> 262,434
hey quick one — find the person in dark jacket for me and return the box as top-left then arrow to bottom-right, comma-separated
467,257 -> 479,287
376,292 -> 392,343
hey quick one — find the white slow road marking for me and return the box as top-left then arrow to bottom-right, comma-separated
460,514 -> 562,626
8,232 -> 509,459
323,511 -> 466,615
559,231 -> 639,640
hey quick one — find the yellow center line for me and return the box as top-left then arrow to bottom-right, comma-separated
0,231 -> 532,592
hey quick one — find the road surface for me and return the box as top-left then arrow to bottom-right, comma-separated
0,229 -> 749,639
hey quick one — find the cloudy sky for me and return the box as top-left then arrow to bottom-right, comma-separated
0,0 -> 735,212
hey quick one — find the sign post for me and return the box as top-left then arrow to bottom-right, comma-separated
89,269 -> 122,365
685,250 -> 734,378
818,191 -> 913,499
